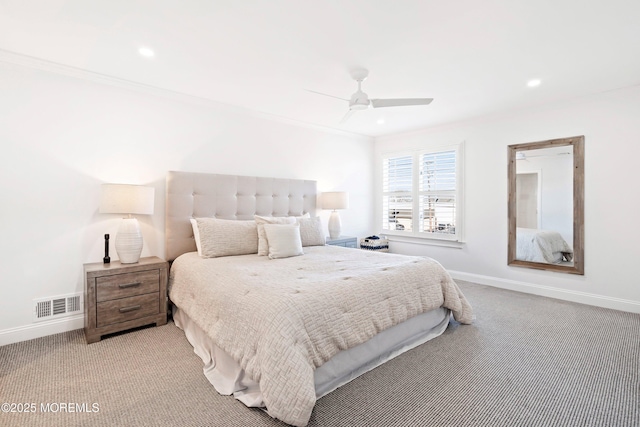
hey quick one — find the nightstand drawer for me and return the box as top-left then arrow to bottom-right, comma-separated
84,256 -> 168,343
96,270 -> 160,302
96,293 -> 160,327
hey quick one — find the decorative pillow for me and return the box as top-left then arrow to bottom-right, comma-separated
195,218 -> 258,258
190,218 -> 203,256
297,216 -> 325,247
263,223 -> 304,259
254,215 -> 296,256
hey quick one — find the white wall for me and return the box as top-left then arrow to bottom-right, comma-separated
0,61 -> 374,344
375,85 -> 640,312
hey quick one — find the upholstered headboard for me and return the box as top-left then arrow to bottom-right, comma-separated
165,171 -> 317,261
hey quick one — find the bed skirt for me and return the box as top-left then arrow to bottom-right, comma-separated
173,305 -> 450,408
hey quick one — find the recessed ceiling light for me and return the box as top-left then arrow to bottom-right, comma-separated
377,119 -> 385,125
138,47 -> 154,58
527,79 -> 541,88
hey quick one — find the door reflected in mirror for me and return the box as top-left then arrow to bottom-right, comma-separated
508,136 -> 584,275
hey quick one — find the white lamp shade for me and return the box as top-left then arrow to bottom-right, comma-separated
322,192 -> 349,210
100,184 -> 155,215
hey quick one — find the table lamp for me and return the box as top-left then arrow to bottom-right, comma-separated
100,184 -> 155,264
322,191 -> 349,240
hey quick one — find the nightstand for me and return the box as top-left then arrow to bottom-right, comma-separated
326,236 -> 358,248
84,256 -> 168,344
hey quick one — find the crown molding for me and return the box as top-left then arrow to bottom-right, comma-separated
0,48 -> 372,141
0,48 -> 172,96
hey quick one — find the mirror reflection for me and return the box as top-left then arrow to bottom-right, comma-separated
508,136 -> 584,275
515,146 -> 574,266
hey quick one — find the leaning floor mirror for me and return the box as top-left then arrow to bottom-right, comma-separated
508,135 -> 584,275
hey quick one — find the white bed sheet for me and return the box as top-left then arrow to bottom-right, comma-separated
173,304 -> 450,407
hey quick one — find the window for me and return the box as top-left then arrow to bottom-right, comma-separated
381,144 -> 463,242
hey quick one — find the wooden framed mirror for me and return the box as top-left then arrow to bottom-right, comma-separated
508,136 -> 584,275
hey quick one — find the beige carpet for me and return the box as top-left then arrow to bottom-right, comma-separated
1,281 -> 638,427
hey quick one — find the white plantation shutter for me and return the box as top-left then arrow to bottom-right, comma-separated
381,145 -> 462,241
382,155 -> 413,232
419,150 -> 457,235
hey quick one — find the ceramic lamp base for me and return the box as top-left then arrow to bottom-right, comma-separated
115,217 -> 143,264
328,210 -> 342,240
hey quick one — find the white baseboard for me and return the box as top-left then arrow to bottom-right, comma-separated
0,315 -> 84,346
449,270 -> 640,314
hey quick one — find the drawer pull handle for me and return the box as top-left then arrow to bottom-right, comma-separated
119,282 -> 141,289
119,305 -> 141,313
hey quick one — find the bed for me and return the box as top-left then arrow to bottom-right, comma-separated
516,227 -> 573,264
165,171 -> 473,426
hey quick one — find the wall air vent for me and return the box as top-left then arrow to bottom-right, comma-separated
33,293 -> 83,322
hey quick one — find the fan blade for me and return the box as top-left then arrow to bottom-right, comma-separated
339,110 -> 356,124
305,89 -> 349,102
371,98 -> 433,108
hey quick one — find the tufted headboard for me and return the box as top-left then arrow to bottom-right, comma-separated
165,171 -> 317,261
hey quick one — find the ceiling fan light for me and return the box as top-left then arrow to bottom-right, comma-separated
350,91 -> 369,109
350,103 -> 369,111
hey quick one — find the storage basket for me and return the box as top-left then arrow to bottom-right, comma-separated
359,236 -> 389,252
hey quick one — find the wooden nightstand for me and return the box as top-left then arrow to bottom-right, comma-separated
84,256 -> 168,344
326,236 -> 358,248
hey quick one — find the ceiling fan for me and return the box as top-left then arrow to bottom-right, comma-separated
308,68 -> 433,123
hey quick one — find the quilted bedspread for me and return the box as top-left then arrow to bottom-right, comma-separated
169,246 -> 473,426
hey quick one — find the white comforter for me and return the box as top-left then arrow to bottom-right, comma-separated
516,227 -> 573,263
169,246 -> 473,426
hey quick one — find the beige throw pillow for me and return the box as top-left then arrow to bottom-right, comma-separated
196,218 -> 258,258
297,216 -> 325,247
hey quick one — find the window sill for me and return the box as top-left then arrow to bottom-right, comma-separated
381,234 -> 465,249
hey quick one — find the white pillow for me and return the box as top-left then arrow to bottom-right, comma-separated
190,218 -> 203,256
195,218 -> 258,258
297,216 -> 325,247
263,223 -> 304,259
254,215 -> 296,256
